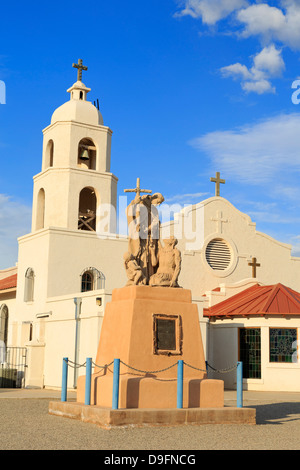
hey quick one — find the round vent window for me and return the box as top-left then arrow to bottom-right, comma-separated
205,238 -> 232,271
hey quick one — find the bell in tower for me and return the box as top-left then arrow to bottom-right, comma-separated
79,147 -> 89,161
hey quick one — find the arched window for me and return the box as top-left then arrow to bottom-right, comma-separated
81,271 -> 93,292
80,268 -> 105,292
0,304 -> 8,346
36,188 -> 45,230
24,268 -> 35,302
77,138 -> 96,170
45,139 -> 54,168
78,187 -> 97,231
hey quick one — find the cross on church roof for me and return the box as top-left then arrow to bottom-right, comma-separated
248,257 -> 261,278
72,58 -> 88,82
124,177 -> 152,198
210,172 -> 225,197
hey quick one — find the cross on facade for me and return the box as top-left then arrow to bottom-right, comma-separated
124,177 -> 152,198
210,172 -> 226,197
211,210 -> 228,233
72,58 -> 88,82
248,257 -> 261,278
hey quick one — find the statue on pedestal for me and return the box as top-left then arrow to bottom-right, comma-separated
149,237 -> 181,288
123,252 -> 146,286
123,178 -> 181,287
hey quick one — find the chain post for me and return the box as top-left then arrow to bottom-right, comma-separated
237,361 -> 243,408
85,358 -> 92,406
112,358 -> 120,410
177,360 -> 184,409
61,357 -> 68,402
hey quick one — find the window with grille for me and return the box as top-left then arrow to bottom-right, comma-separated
80,267 -> 105,292
81,271 -> 93,292
239,328 -> 261,379
269,328 -> 297,363
205,238 -> 232,271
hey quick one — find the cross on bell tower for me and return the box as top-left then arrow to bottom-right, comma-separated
72,58 -> 88,82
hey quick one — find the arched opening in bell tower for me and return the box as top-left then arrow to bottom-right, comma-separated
24,268 -> 35,302
45,139 -> 54,168
36,188 -> 45,230
77,138 -> 96,170
78,187 -> 97,231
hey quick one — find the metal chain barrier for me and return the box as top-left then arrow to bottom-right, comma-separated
183,361 -> 207,373
63,358 -> 86,369
63,357 -> 237,374
206,362 -> 238,373
120,359 -> 178,374
92,360 -> 114,369
61,357 -> 244,409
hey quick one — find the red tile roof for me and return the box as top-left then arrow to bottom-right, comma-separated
0,274 -> 17,291
203,283 -> 300,318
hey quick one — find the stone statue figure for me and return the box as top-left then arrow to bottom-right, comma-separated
124,178 -> 181,288
149,237 -> 181,288
126,191 -> 164,283
123,252 -> 146,286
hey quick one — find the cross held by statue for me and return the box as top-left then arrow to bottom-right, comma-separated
72,58 -> 88,82
124,177 -> 152,198
210,172 -> 226,197
248,257 -> 261,278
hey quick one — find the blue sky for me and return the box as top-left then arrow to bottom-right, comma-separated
1,0 -> 300,268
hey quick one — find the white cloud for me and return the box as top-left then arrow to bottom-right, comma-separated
247,210 -> 300,224
237,1 -> 300,49
0,194 -> 31,269
220,62 -> 252,80
175,0 -> 248,24
189,112 -> 300,183
176,1 -> 300,93
221,44 -> 284,94
164,192 -> 208,203
242,79 -> 275,94
253,43 -> 285,75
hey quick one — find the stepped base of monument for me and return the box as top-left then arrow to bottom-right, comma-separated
76,375 -> 224,409
49,401 -> 256,428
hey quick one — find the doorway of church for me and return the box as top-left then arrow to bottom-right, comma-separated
239,328 -> 261,379
0,347 -> 27,388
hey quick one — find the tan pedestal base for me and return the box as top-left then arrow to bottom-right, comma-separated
49,401 -> 256,428
77,375 -> 224,409
77,286 -> 224,409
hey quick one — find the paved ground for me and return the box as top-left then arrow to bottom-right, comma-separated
0,388 -> 299,450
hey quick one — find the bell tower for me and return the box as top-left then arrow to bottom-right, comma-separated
31,59 -> 117,233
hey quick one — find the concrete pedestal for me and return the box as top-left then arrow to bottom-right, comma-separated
77,286 -> 224,409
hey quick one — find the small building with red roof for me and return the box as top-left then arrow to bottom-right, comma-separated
203,282 -> 300,391
0,273 -> 17,293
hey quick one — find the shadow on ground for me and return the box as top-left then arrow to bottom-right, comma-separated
249,402 -> 300,425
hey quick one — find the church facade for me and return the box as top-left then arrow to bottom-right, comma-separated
0,64 -> 299,392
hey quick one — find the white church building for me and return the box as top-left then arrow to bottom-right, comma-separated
1,63 -> 299,393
